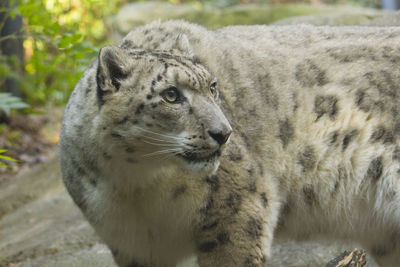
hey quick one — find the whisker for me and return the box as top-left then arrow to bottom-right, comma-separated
143,151 -> 181,158
143,140 -> 181,147
161,148 -> 183,159
133,126 -> 183,140
160,152 -> 180,161
140,135 -> 178,144
143,148 -> 183,157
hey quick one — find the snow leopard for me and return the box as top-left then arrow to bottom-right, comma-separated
59,20 -> 400,267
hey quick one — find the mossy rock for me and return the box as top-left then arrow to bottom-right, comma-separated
176,4 -> 339,29
273,10 -> 382,26
111,2 -> 362,41
363,10 -> 400,26
111,2 -> 197,35
272,7 -> 400,26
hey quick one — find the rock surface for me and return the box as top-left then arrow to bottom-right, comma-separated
363,11 -> 400,26
272,9 -> 382,26
110,2 -> 379,42
273,9 -> 400,26
0,151 -> 378,267
110,2 -> 197,41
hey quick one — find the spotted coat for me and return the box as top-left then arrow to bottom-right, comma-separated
60,20 -> 400,267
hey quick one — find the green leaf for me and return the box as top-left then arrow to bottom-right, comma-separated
22,108 -> 44,115
0,149 -> 18,167
0,155 -> 17,162
0,93 -> 30,115
58,33 -> 83,49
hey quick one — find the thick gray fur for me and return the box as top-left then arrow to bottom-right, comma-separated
60,20 -> 400,266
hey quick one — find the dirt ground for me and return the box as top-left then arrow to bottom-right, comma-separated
0,107 -> 63,182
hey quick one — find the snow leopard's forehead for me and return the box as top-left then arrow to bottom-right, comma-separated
118,49 -> 217,94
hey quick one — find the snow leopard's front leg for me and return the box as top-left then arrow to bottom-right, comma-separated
194,161 -> 280,267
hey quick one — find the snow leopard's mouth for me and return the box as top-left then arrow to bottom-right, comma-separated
178,149 -> 221,163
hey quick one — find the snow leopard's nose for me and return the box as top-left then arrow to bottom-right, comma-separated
208,129 -> 232,145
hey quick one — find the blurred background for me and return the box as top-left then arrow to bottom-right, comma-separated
0,1 -> 398,266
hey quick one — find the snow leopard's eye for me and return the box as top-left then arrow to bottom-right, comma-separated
161,87 -> 182,103
210,81 -> 217,98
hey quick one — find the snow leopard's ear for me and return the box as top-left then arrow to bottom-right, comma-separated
175,33 -> 194,59
96,46 -> 129,104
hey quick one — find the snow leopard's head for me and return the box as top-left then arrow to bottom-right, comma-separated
95,41 -> 231,176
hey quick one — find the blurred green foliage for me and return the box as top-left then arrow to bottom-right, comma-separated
1,0 -> 124,105
0,92 -> 29,115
